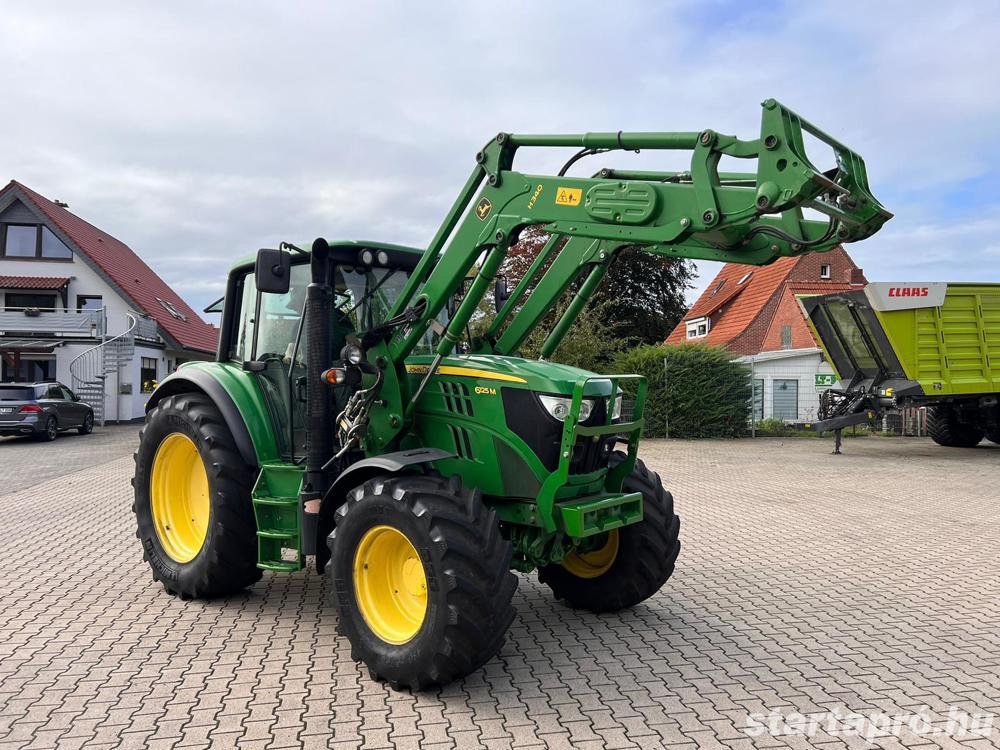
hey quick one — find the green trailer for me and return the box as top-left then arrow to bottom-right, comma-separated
800,282 -> 1000,447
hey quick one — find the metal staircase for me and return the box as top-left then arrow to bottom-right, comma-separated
70,312 -> 138,425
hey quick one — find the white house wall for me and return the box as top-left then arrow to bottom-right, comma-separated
0,255 -> 136,338
741,350 -> 839,422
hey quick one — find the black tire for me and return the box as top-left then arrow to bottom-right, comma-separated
132,392 -> 262,598
37,416 -> 58,442
539,452 -> 680,613
328,474 -> 517,690
927,406 -> 983,448
78,412 -> 94,435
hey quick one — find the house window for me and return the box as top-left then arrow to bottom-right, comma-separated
686,317 -> 710,339
820,264 -> 831,279
140,357 -> 158,393
780,324 -> 793,349
77,295 -> 103,312
40,227 -> 72,259
0,224 -> 72,259
5,292 -> 57,311
3,225 -> 37,257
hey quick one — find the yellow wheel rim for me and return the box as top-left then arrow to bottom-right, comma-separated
353,525 -> 428,645
562,529 -> 619,579
150,432 -> 210,563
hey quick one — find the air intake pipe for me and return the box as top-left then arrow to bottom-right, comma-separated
302,238 -> 333,524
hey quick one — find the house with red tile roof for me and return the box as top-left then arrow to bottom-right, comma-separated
0,180 -> 217,423
665,247 -> 866,421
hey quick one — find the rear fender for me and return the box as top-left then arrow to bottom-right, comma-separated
146,363 -> 281,467
314,447 -> 453,573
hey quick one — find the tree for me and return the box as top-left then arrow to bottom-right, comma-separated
500,226 -> 694,347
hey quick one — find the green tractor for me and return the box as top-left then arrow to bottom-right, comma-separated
133,100 -> 890,689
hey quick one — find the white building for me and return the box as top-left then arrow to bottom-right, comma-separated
0,180 -> 217,422
666,247 -> 867,422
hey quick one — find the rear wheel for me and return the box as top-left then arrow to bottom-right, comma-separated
37,416 -> 58,442
132,393 -> 261,598
328,474 -> 517,690
927,406 -> 983,448
539,452 -> 680,613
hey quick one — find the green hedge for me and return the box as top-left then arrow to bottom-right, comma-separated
614,343 -> 752,439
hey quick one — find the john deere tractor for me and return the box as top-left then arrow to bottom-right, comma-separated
133,100 -> 890,689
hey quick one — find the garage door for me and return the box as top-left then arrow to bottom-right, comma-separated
773,379 -> 798,420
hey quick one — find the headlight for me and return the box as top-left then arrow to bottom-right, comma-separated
538,394 -> 594,422
341,344 -> 363,365
612,392 -> 623,421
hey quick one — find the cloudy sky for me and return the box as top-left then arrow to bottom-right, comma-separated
2,1 -> 998,317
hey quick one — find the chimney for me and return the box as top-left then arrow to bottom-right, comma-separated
850,268 -> 866,285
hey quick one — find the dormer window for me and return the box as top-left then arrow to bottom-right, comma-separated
157,297 -> 187,321
820,264 -> 831,279
686,317 -> 710,339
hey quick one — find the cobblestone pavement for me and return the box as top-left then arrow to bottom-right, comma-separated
1,437 -> 998,749
0,424 -> 138,495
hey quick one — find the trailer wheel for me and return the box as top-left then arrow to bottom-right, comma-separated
927,406 -> 984,448
539,452 -> 680,613
132,393 -> 262,598
328,474 -> 517,690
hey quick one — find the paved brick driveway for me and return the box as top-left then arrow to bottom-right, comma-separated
1,436 -> 998,749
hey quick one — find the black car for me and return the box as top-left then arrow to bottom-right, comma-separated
0,381 -> 95,440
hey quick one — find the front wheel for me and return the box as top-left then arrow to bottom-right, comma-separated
539,452 -> 681,613
328,474 -> 517,690
78,412 -> 94,435
132,392 -> 261,598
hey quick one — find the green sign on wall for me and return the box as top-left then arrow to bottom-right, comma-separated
815,373 -> 836,387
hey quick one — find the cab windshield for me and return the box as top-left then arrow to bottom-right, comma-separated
229,256 -> 446,459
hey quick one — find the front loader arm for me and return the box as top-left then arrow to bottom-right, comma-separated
367,99 -> 890,444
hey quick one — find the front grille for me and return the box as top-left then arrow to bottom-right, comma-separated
502,388 -> 612,474
569,434 -> 617,474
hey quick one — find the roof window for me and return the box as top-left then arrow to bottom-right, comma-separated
737,271 -> 753,285
157,298 -> 187,321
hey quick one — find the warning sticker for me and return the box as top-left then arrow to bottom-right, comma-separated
555,187 -> 582,206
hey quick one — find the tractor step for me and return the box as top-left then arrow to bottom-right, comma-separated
558,491 -> 643,537
251,464 -> 305,572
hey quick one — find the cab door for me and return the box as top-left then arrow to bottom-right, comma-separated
230,263 -> 310,459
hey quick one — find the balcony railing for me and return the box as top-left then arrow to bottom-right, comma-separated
0,307 -> 106,337
134,314 -> 158,341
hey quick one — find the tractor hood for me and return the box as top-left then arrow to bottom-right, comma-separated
404,354 -> 615,397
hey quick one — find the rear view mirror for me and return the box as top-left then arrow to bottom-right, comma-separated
255,248 -> 291,294
493,276 -> 511,313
